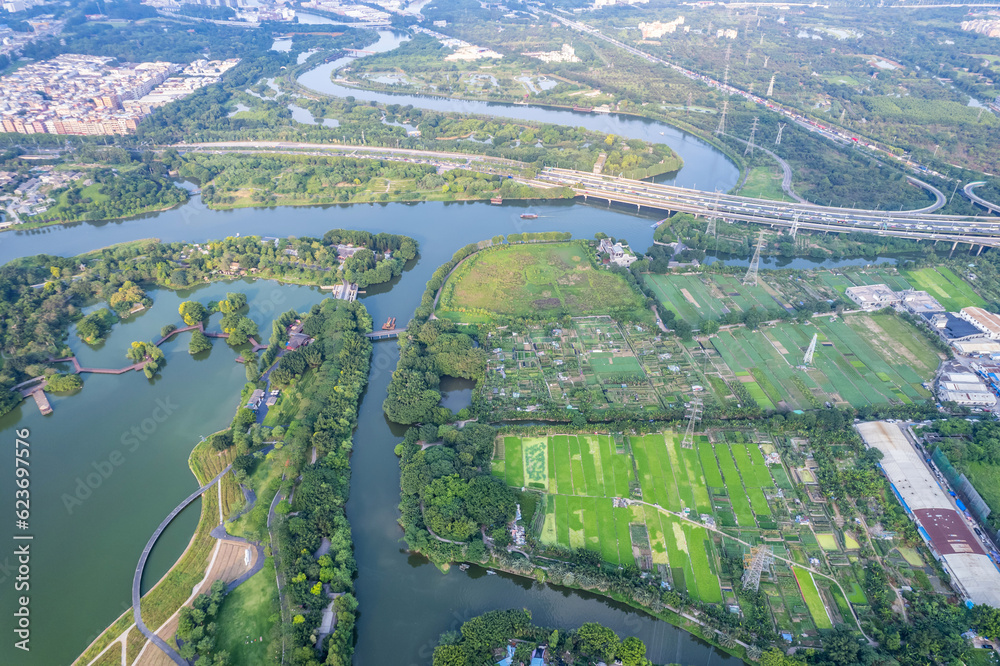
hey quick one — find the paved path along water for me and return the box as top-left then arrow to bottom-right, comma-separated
131,464 -> 233,665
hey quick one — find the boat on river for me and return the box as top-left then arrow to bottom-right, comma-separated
650,218 -> 667,228
520,213 -> 538,219
573,105 -> 593,112
382,317 -> 396,330
490,196 -> 503,205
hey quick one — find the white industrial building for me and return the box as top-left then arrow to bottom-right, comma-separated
937,370 -> 996,407
959,307 -> 1000,340
845,284 -> 900,311
857,421 -> 1000,608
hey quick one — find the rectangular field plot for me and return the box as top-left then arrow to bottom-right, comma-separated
709,317 -> 938,410
504,436 -> 524,487
643,273 -> 799,324
793,568 -> 834,629
903,266 -> 987,312
521,437 -> 549,490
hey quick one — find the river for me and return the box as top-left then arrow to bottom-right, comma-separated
0,28 -> 775,666
293,30 -> 740,192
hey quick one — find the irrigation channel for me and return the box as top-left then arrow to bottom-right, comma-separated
0,25 -> 891,666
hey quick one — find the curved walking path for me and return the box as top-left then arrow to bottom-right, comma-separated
965,181 -> 1000,215
132,464 -> 234,666
132,446 -> 278,664
50,323 -> 266,377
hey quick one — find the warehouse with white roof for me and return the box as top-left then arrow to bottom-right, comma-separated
857,421 -> 1000,608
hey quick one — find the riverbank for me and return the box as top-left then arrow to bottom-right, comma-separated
15,199 -> 188,233
74,437 -> 241,666
75,295 -> 377,664
322,71 -> 733,179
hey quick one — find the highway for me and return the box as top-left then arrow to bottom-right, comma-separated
537,167 -> 1000,248
170,141 -> 1000,247
965,182 -> 1000,215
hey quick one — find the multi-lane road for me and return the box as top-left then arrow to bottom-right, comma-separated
537,167 -> 1000,249
170,141 -> 1000,247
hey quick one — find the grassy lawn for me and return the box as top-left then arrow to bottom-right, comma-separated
902,266 -> 987,311
439,242 -> 646,319
793,567 -> 833,630
741,165 -> 794,202
215,558 -> 281,665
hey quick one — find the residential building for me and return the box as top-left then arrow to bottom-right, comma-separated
597,237 -> 637,267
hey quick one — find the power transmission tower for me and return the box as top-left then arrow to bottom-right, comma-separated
789,212 -> 800,239
775,122 -> 786,145
803,333 -> 818,366
681,397 -> 703,449
723,43 -> 732,88
715,99 -> 728,135
745,50 -> 751,66
766,73 -> 775,97
744,116 -> 759,156
742,546 -> 774,591
743,230 -> 764,286
706,191 -> 721,236
748,82 -> 754,95
763,54 -> 769,68
839,108 -> 846,124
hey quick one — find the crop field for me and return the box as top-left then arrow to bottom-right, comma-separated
708,315 -> 937,410
477,317 -> 700,419
842,267 -> 912,293
793,568 -> 833,630
644,273 -> 796,324
497,429 -> 880,631
498,432 -> 726,601
815,533 -> 839,550
903,266 -> 987,311
438,242 -> 646,319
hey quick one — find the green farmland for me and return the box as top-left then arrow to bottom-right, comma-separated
793,567 -> 834,630
491,429 -> 879,638
709,314 -> 939,410
493,432 -> 794,603
903,266 -> 987,312
644,273 -> 792,324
